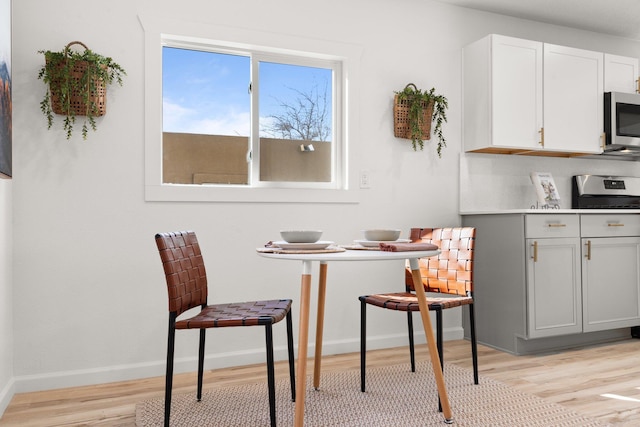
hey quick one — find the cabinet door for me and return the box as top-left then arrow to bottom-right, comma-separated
492,36 -> 543,149
604,54 -> 639,94
582,237 -> 640,332
526,238 -> 582,338
543,44 -> 604,154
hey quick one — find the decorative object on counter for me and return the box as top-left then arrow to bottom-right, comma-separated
393,83 -> 448,156
38,41 -> 126,140
530,172 -> 560,208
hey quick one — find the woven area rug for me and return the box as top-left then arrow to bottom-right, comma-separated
136,361 -> 609,426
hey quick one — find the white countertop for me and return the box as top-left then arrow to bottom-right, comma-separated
460,209 -> 640,215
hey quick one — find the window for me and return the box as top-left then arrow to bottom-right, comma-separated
142,15 -> 361,202
162,46 -> 337,188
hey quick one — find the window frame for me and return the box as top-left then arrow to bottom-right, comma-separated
250,52 -> 341,189
141,15 -> 361,203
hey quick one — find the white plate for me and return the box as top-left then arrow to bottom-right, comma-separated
273,241 -> 334,250
354,238 -> 411,248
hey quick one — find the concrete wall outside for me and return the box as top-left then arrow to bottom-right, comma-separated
163,132 -> 330,184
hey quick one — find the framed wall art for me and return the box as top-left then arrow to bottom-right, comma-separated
0,0 -> 11,178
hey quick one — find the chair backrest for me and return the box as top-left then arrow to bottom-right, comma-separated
405,227 -> 476,296
155,231 -> 208,316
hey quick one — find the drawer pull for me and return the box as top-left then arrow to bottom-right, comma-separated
547,223 -> 567,228
532,241 -> 538,262
585,240 -> 591,260
607,223 -> 624,227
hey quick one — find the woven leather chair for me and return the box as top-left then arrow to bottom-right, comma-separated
155,231 -> 295,427
359,227 -> 478,395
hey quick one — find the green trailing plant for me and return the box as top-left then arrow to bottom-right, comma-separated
37,41 -> 126,139
394,84 -> 448,156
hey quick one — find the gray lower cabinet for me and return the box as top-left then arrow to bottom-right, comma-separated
581,215 -> 640,332
526,236 -> 582,338
525,214 -> 582,338
462,213 -> 639,355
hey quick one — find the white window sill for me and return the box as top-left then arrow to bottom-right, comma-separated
145,184 -> 360,204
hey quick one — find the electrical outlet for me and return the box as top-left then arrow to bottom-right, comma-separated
360,170 -> 371,189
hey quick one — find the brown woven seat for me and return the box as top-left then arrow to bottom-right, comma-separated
175,300 -> 291,329
359,227 -> 478,406
361,292 -> 474,311
155,231 -> 295,427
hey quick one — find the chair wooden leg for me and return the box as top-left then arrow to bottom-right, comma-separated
286,310 -> 296,402
360,298 -> 367,392
165,313 -> 177,427
197,328 -> 205,401
407,311 -> 416,372
469,303 -> 479,384
265,324 -> 277,427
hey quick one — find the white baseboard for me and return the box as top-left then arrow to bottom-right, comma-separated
12,327 -> 463,394
0,376 -> 15,419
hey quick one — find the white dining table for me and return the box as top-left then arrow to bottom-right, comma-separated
257,247 -> 453,426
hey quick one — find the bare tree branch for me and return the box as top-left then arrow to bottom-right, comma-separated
262,81 -> 331,141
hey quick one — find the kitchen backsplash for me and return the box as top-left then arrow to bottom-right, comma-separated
459,152 -> 640,212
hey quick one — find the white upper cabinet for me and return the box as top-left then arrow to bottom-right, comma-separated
464,35 -> 543,153
604,53 -> 639,93
464,34 -> 609,156
543,43 -> 603,154
491,36 -> 543,150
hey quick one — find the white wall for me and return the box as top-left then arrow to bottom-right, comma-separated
0,179 -> 13,416
6,0 -> 640,402
0,0 -> 13,416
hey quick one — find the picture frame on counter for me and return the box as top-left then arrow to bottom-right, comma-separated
530,172 -> 560,208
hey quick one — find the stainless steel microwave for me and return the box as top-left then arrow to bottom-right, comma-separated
604,91 -> 640,152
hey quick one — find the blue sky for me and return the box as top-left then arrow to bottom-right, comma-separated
162,47 -> 250,136
162,47 -> 331,137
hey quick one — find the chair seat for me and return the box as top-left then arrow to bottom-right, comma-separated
176,299 -> 292,329
360,292 -> 473,311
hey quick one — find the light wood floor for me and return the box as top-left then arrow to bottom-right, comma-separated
2,338 -> 640,426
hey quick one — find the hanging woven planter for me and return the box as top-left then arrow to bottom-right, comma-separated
48,41 -> 107,118
394,83 -> 433,141
393,83 -> 448,156
38,41 -> 126,139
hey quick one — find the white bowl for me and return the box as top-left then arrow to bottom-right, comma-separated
280,230 -> 323,243
363,229 -> 401,241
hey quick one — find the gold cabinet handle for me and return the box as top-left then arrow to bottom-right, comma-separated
637,77 -> 640,94
538,128 -> 544,147
585,240 -> 591,260
608,223 -> 624,227
532,241 -> 538,262
547,223 -> 567,228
